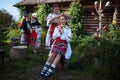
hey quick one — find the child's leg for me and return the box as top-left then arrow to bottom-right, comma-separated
52,53 -> 61,66
44,54 -> 61,77
47,52 -> 57,63
39,53 -> 56,77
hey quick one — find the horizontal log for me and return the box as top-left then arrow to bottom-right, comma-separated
82,4 -> 120,34
84,28 -> 97,32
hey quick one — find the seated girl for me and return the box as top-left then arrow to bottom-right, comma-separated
39,14 -> 72,78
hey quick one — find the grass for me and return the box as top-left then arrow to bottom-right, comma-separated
0,44 -> 80,80
0,44 -> 47,80
1,42 -> 120,80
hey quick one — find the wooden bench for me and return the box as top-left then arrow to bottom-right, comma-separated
0,49 -> 5,68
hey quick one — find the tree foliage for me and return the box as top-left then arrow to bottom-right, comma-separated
37,3 -> 51,28
0,9 -> 14,44
3,21 -> 21,43
0,9 -> 13,29
108,24 -> 120,44
64,1 -> 84,44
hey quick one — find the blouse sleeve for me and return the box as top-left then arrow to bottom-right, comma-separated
52,27 -> 61,40
46,13 -> 53,27
66,28 -> 72,42
60,27 -> 72,42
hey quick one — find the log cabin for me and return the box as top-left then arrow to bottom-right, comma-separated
14,0 -> 120,33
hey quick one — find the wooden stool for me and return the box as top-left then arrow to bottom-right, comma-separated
9,46 -> 27,59
0,49 -> 5,68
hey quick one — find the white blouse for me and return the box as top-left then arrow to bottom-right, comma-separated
46,13 -> 61,27
49,25 -> 72,60
52,25 -> 72,42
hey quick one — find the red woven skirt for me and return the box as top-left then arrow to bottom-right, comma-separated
29,30 -> 37,46
51,38 -> 68,58
24,30 -> 30,45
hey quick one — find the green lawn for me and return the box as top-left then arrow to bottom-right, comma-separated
0,45 -> 80,80
1,42 -> 120,80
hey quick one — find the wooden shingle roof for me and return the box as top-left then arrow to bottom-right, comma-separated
14,0 -> 120,7
13,0 -> 74,7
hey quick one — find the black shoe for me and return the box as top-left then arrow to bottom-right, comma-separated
39,64 -> 50,78
43,71 -> 52,78
39,68 -> 47,78
43,66 -> 54,78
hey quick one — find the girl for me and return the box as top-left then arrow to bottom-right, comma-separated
45,4 -> 61,49
20,16 -> 31,46
29,13 -> 42,53
39,14 -> 72,78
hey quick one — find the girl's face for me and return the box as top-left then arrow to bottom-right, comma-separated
53,7 -> 60,14
59,16 -> 66,25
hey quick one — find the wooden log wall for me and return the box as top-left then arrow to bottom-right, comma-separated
14,0 -> 120,34
82,5 -> 120,34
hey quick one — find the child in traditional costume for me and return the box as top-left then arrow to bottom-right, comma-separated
20,11 -> 31,46
39,14 -> 72,78
29,13 -> 42,53
45,4 -> 61,49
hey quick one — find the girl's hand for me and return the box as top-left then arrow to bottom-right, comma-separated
59,24 -> 64,34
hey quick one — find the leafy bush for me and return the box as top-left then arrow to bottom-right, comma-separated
37,3 -> 51,28
69,22 -> 120,79
3,21 -> 21,43
77,36 -> 97,52
108,24 -> 120,44
64,1 -> 84,44
36,4 -> 52,42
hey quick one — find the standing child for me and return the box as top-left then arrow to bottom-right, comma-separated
20,14 -> 31,46
45,4 -> 61,49
29,13 -> 42,53
39,14 -> 72,78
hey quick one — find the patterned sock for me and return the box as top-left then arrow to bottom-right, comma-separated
40,62 -> 50,75
44,64 -> 56,77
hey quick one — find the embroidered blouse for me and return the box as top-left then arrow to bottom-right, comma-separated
46,13 -> 61,27
52,25 -> 72,42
